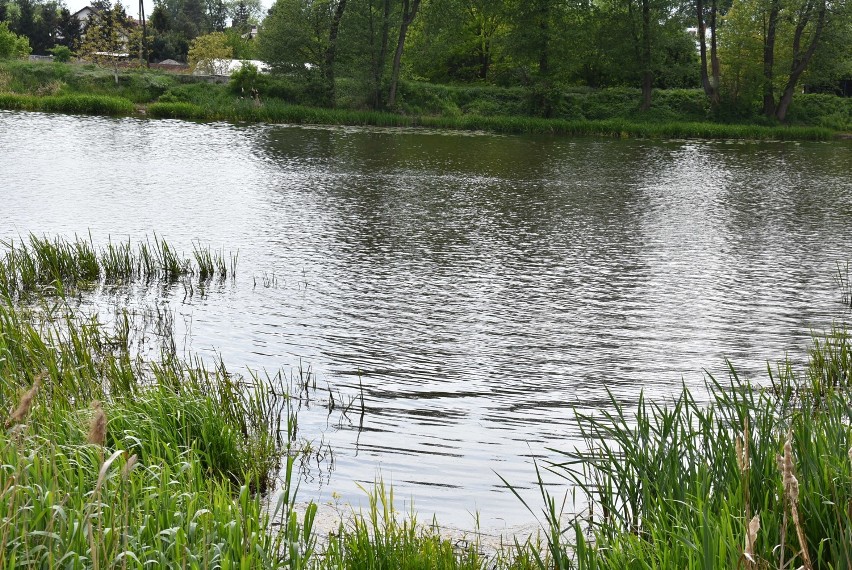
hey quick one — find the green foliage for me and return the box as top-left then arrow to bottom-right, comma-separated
323,482 -> 489,570
0,256 -> 311,567
187,30 -> 233,74
80,2 -> 142,83
0,20 -> 31,59
785,93 -> 852,131
47,43 -> 72,62
0,91 -> 134,114
228,61 -> 266,97
257,0 -> 327,74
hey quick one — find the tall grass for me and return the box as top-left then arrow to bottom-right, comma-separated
146,99 -> 836,140
0,263 -> 314,566
0,233 -> 547,569
0,92 -> 134,115
522,329 -> 852,569
321,481 -> 491,570
0,234 -> 236,299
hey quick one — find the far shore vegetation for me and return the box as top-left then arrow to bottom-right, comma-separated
3,233 -> 852,568
0,0 -> 850,138
0,59 -> 849,140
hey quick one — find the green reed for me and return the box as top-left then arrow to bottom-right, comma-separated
0,234 -> 236,298
0,237 -> 547,569
517,329 -> 852,569
0,92 -> 134,115
0,279 -> 315,567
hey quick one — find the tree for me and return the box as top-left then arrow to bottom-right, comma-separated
230,0 -> 249,30
773,0 -> 827,120
10,0 -> 36,47
57,7 -> 82,49
407,0 -> 510,83
695,0 -> 720,104
32,1 -> 61,53
207,0 -> 227,31
227,0 -> 262,24
722,0 -> 833,120
149,4 -> 171,32
323,0 -> 348,105
81,2 -> 139,83
258,0 -> 324,69
0,19 -> 30,58
386,0 -> 421,107
187,29 -> 231,73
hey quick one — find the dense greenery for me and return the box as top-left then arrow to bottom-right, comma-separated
1,60 -> 849,138
522,328 -> 852,569
2,0 -> 850,121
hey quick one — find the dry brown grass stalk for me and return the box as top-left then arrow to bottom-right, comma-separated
778,433 -> 812,570
5,375 -> 42,428
121,453 -> 138,479
743,513 -> 760,565
87,400 -> 107,446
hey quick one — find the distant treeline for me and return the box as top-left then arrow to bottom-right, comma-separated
1,0 -> 851,123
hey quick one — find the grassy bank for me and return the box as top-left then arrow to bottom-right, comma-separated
1,60 -> 849,140
0,239 -> 301,566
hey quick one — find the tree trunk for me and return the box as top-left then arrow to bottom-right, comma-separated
367,0 -> 391,109
640,0 -> 653,110
696,0 -> 711,95
775,0 -> 826,121
761,0 -> 780,117
387,0 -> 421,109
709,0 -> 719,105
323,0 -> 348,107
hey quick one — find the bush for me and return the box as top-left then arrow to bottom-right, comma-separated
228,62 -> 268,98
0,22 -> 30,60
48,45 -> 73,63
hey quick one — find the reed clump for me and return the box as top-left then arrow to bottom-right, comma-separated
0,255 -> 310,566
0,234 -> 236,299
529,328 -> 852,569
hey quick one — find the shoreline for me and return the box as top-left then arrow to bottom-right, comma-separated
0,92 -> 841,141
0,62 -> 846,141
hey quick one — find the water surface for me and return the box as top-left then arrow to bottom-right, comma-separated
2,110 -> 851,530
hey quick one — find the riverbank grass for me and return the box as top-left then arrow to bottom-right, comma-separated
0,234 -> 543,569
533,329 -> 852,568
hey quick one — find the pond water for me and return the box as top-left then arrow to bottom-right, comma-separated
2,110 -> 851,532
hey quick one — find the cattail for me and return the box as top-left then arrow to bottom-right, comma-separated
779,437 -> 799,504
87,401 -> 107,446
121,454 -> 138,479
778,433 -> 812,570
5,376 -> 42,428
744,513 -> 760,563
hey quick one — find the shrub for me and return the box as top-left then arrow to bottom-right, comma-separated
0,22 -> 30,60
48,45 -> 73,63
